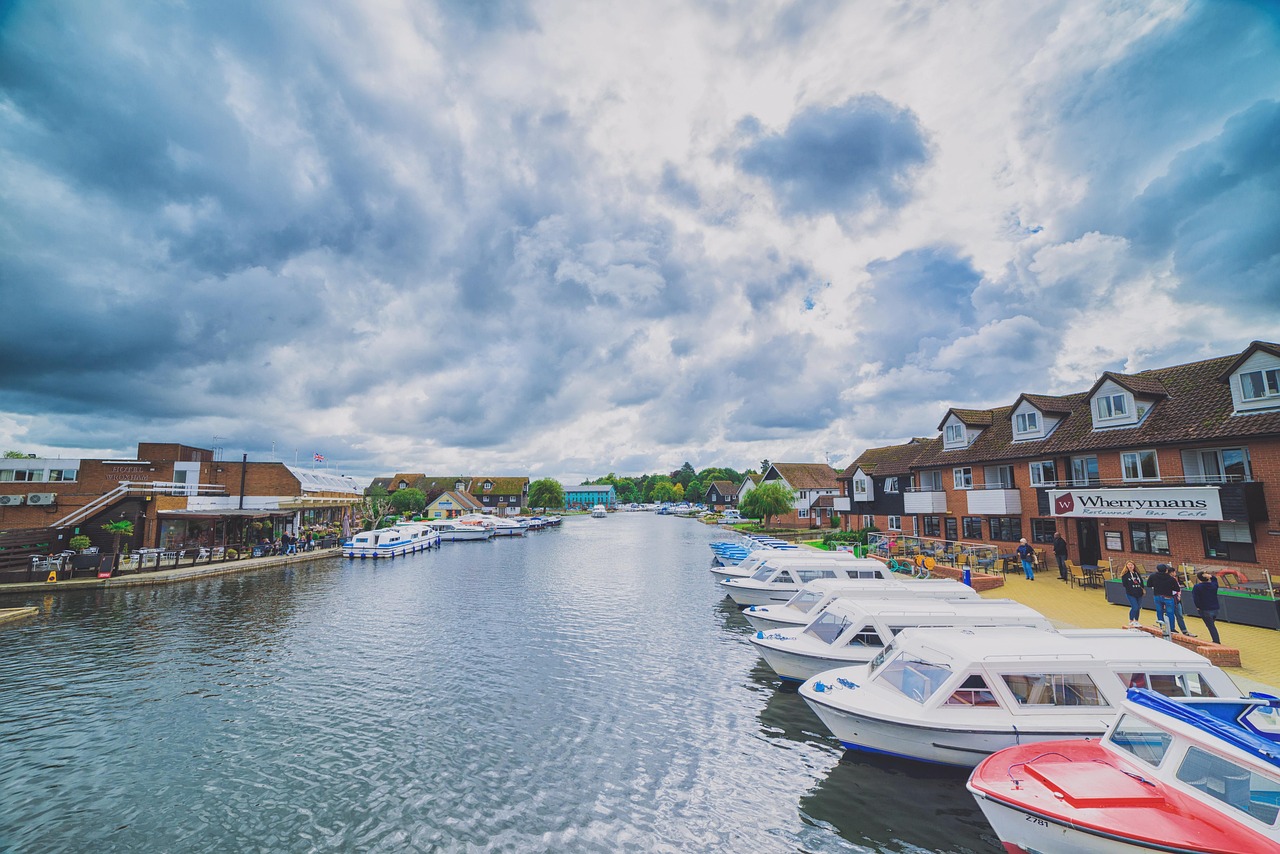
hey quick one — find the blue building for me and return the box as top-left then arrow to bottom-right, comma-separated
563,484 -> 618,509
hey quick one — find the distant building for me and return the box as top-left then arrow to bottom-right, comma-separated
564,484 -> 617,509
761,463 -> 841,529
425,490 -> 484,519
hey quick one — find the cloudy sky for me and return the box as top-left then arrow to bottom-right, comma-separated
2,1 -> 1277,483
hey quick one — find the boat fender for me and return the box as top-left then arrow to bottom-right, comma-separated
813,681 -> 829,693
756,631 -> 764,639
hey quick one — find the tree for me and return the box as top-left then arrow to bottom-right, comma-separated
528,478 -> 565,509
759,459 -> 771,475
102,519 -> 134,554
739,481 -> 794,528
389,488 -> 426,516
650,480 -> 677,503
686,479 -> 703,504
358,494 -> 393,530
3,450 -> 29,458
675,462 -> 695,488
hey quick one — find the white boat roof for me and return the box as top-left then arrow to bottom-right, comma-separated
793,578 -> 971,595
891,626 -> 1215,668
821,598 -> 1047,623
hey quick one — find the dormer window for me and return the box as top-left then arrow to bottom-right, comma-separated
398,480 -> 408,489
853,478 -> 869,498
455,480 -> 465,490
1015,412 -> 1038,434
1096,393 -> 1127,420
1240,368 -> 1280,402
483,480 -> 493,490
945,424 -> 964,444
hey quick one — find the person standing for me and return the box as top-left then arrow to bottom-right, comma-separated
1120,561 -> 1145,626
1146,563 -> 1180,632
1171,572 -> 1195,636
1053,531 -> 1069,581
1192,571 -> 1222,644
1016,538 -> 1035,580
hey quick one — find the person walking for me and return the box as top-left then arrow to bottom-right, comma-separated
1146,563 -> 1180,633
1192,571 -> 1222,644
1016,538 -> 1035,580
1120,561 -> 1145,626
1171,572 -> 1195,636
1053,531 -> 1069,581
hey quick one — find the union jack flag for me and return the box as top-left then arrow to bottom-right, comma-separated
314,452 -> 325,462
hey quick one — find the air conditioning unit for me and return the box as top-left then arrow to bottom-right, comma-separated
0,494 -> 25,506
26,493 -> 56,506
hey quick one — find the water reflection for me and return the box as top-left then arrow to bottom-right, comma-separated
800,751 -> 998,853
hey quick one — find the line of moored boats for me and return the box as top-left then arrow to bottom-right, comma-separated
342,513 -> 561,559
711,534 -> 1280,854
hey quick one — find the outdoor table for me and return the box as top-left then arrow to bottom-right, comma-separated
1081,565 -> 1105,588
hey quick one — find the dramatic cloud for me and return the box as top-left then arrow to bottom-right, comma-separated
0,0 -> 1277,481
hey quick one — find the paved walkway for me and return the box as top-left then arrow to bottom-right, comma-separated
979,571 -> 1280,694
0,547 -> 344,598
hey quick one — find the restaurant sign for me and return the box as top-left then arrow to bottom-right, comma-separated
1047,486 -> 1222,521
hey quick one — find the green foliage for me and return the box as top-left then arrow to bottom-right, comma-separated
739,481 -> 794,527
358,494 -> 393,531
528,478 -> 565,509
821,527 -> 877,548
650,480 -> 677,503
69,535 -> 91,551
674,462 -> 696,488
389,488 -> 426,515
686,479 -> 703,503
102,519 -> 135,554
3,450 -> 29,458
366,483 -> 390,498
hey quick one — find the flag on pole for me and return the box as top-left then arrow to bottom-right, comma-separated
314,452 -> 325,462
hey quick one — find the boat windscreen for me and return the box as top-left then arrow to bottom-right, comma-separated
788,589 -> 823,611
875,655 -> 953,704
1107,713 -> 1173,766
804,612 -> 853,645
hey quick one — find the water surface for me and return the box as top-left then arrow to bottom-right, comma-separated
0,514 -> 996,852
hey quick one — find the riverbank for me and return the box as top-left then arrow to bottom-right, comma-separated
0,546 -> 344,598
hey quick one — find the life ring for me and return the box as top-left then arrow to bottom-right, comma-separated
1215,569 -> 1246,586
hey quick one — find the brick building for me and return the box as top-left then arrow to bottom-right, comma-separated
835,342 -> 1280,577
0,442 -> 362,553
760,462 -> 841,529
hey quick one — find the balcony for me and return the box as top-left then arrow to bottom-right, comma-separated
833,497 -> 852,513
904,489 -> 947,514
965,487 -> 1022,515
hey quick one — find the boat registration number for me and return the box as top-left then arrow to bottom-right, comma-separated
1024,815 -> 1049,828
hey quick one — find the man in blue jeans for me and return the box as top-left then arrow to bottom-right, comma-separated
1016,538 -> 1035,580
1146,563 -> 1180,632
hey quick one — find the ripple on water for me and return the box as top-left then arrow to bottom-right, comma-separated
0,517 -> 997,853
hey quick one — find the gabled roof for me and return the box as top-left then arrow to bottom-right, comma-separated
389,472 -> 426,488
734,474 -> 761,495
936,408 -> 993,431
428,489 -> 483,511
1216,340 -> 1280,381
841,438 -> 935,479
708,480 -> 735,495
1086,371 -> 1169,400
1011,393 -> 1074,415
469,476 -> 529,495
367,477 -> 392,492
415,476 -> 472,493
766,462 -> 839,490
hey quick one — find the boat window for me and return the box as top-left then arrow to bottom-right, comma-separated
852,570 -> 882,579
874,655 -> 952,704
804,612 -> 853,645
772,570 -> 796,585
1176,746 -> 1280,826
1119,672 -> 1217,699
750,566 -> 775,581
789,590 -> 823,611
846,629 -> 884,648
945,674 -> 999,707
1107,714 -> 1173,766
870,641 -> 899,672
1001,673 -> 1107,706
796,569 -> 837,582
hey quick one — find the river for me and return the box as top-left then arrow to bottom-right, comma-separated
0,513 -> 997,853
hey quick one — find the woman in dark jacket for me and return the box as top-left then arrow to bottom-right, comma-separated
1120,561 -> 1145,626
1192,572 -> 1222,644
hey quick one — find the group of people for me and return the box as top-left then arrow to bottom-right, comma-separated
1120,561 -> 1223,644
255,531 -> 316,556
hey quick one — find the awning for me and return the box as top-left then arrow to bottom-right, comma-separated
157,509 -> 278,519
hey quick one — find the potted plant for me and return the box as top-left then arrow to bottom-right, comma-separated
69,535 -> 91,552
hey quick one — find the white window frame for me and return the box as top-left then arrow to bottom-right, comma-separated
945,423 -> 965,444
861,514 -> 874,528
1240,368 -> 1280,401
853,478 -> 869,498
985,465 -> 1014,489
1015,412 -> 1039,434
883,477 -> 899,493
1121,450 -> 1160,482
1071,456 -> 1099,487
1028,460 -> 1057,487
1096,393 -> 1128,420
798,508 -> 808,518
953,467 -> 973,490
887,515 -> 902,532
920,470 -> 943,491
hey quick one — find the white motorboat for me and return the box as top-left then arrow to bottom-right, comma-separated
968,688 -> 1280,854
591,505 -> 608,518
457,513 -> 529,536
742,578 -> 981,632
427,519 -> 495,541
343,523 -> 441,558
720,558 -> 893,608
709,548 -> 861,584
751,598 -> 1052,684
799,626 -> 1242,768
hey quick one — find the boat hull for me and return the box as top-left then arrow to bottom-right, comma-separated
802,693 -> 1108,767
343,533 -> 440,559
754,642 -> 865,684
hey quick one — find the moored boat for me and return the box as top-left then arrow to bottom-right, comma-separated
590,505 -> 608,518
968,688 -> 1280,854
427,519 -> 495,541
742,577 -> 981,632
798,626 -> 1243,767
720,558 -> 894,607
343,523 -> 441,558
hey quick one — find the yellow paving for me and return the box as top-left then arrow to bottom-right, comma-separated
979,572 -> 1280,694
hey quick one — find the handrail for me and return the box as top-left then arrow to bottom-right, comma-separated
52,481 -> 227,528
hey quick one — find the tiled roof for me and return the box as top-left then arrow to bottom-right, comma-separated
1087,371 -> 1169,400
841,438 -> 935,478
911,346 -> 1280,470
937,408 -> 993,430
1217,340 -> 1280,380
469,476 -> 528,496
1016,393 -> 1075,415
430,489 -> 483,511
709,480 -> 735,495
810,495 -> 836,508
768,462 -> 839,490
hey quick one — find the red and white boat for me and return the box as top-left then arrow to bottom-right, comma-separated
967,688 -> 1280,853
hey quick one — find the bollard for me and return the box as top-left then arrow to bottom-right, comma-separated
962,568 -> 972,587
